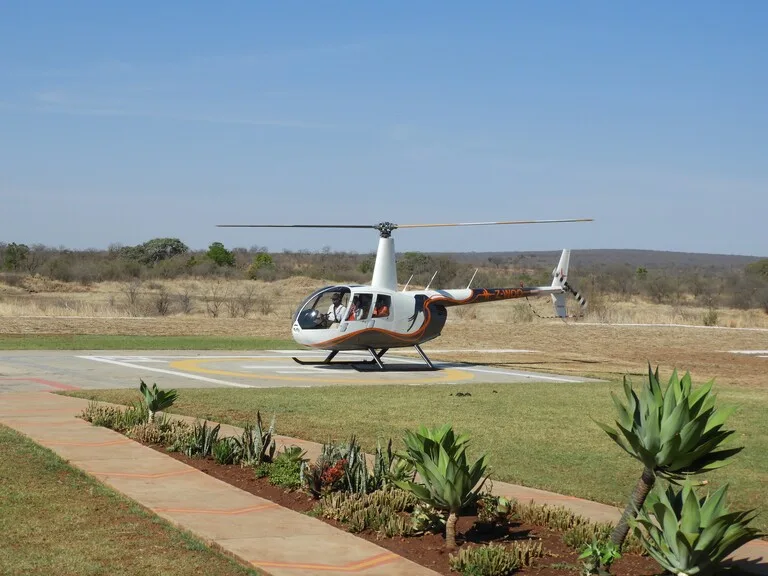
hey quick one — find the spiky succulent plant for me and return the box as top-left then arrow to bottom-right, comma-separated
631,481 -> 761,576
394,424 -> 489,550
595,365 -> 742,547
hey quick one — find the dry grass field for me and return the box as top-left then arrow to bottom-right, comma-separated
1,274 -> 767,388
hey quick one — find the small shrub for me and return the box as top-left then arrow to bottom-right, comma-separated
177,287 -> 194,314
410,502 -> 446,535
212,436 -> 241,465
268,447 -> 306,489
579,540 -> 621,575
509,498 -> 644,555
121,401 -> 149,429
153,288 -> 171,316
476,492 -> 512,525
184,420 -> 220,458
563,522 -> 612,550
163,419 -> 194,451
702,306 -> 719,326
448,541 -> 543,575
301,436 -> 372,497
126,422 -> 165,444
254,462 -> 271,478
80,403 -> 124,430
315,489 -> 418,537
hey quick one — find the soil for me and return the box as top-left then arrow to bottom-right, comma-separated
148,444 -> 662,576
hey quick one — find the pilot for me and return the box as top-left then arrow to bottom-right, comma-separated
326,292 -> 347,327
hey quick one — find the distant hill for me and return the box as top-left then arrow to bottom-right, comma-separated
424,249 -> 764,271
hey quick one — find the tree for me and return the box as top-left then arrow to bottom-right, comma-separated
117,238 -> 189,265
207,242 -> 236,267
141,238 -> 189,264
595,365 -> 742,549
746,258 -> 768,280
247,252 -> 275,279
3,242 -> 29,271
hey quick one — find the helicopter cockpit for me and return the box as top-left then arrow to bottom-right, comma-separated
293,285 -> 354,330
293,285 -> 392,331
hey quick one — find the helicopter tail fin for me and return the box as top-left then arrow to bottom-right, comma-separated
550,250 -> 571,318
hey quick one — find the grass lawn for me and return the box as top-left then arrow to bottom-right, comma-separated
0,424 -> 263,576
0,334 -> 295,350
66,378 -> 768,535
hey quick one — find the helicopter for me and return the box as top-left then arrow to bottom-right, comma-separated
217,219 -> 592,370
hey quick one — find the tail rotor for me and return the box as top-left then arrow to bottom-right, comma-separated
549,249 -> 587,319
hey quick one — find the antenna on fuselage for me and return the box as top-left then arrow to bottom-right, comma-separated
402,274 -> 414,292
466,268 -> 478,289
425,270 -> 438,290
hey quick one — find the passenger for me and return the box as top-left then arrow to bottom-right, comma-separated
373,296 -> 389,318
347,295 -> 363,321
326,293 -> 347,327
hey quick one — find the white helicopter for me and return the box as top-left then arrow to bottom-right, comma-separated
217,219 -> 592,370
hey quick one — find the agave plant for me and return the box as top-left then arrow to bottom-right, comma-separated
595,365 -> 742,547
630,481 -> 762,576
139,379 -> 178,422
237,411 -> 276,466
394,424 -> 489,550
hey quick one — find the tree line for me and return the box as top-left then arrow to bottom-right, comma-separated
1,238 -> 767,312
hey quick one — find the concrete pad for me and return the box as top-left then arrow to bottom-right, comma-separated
0,350 -> 601,394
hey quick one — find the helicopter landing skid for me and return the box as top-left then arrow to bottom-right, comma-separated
291,348 -> 387,367
291,345 -> 436,371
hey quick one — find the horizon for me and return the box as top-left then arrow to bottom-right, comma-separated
2,2 -> 766,257
1,237 -> 763,260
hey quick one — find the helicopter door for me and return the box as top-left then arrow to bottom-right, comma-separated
341,293 -> 373,332
370,294 -> 393,328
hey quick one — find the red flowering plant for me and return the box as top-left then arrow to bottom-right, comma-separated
302,446 -> 350,498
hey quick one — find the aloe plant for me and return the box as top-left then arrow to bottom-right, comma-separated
371,438 -> 415,491
394,424 -> 489,550
595,365 -> 742,548
631,481 -> 762,576
139,379 -> 178,422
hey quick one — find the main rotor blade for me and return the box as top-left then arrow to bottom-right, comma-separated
216,224 -> 376,229
396,218 -> 593,228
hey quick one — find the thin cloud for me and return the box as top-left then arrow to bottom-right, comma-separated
29,102 -> 334,129
33,90 -> 67,104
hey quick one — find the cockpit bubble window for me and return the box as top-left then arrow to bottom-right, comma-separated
294,286 -> 351,329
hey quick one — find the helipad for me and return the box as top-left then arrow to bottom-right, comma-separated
0,350 -> 601,393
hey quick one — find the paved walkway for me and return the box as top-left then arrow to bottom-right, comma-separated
2,391 -> 766,575
0,392 -> 439,576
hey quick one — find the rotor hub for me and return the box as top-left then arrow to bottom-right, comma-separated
374,221 -> 398,238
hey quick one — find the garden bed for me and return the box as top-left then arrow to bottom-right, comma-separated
78,392 -> 759,576
153,443 -> 660,575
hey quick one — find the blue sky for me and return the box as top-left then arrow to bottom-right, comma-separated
1,1 -> 766,256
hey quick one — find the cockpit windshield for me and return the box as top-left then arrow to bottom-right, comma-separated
293,286 -> 352,329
